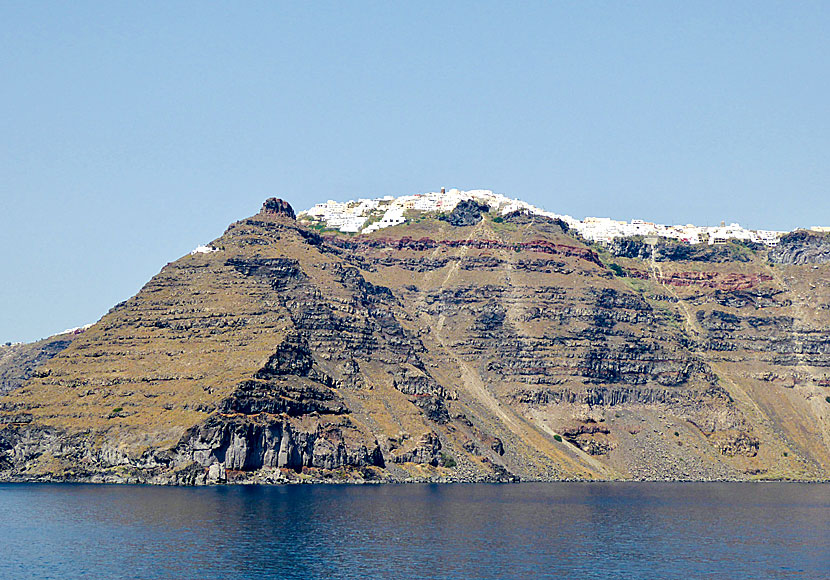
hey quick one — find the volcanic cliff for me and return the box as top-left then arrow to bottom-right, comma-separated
1,198 -> 828,484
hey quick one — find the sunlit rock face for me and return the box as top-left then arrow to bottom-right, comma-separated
1,196 -> 828,485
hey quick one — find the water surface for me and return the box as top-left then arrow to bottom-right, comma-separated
1,482 -> 827,579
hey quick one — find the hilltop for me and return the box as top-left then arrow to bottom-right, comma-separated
0,194 -> 828,485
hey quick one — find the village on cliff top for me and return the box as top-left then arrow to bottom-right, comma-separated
297,188 -> 828,247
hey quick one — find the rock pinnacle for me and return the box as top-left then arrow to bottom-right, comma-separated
262,198 -> 296,219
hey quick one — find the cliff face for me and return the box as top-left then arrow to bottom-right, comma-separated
769,230 -> 830,265
0,336 -> 75,395
610,237 -> 759,263
1,200 -> 828,484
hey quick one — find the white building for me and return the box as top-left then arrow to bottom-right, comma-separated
363,207 -> 407,233
296,188 -> 788,246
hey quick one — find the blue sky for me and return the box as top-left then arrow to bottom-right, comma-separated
2,2 -> 829,343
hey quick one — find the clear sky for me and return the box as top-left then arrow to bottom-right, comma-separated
2,2 -> 829,343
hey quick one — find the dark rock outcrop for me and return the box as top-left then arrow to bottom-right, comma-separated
475,302 -> 506,331
262,197 -> 296,219
769,230 -> 830,264
391,432 -> 442,465
715,432 -> 760,457
411,395 -> 451,424
392,367 -> 453,400
502,210 -> 570,233
440,199 -> 490,226
220,380 -> 346,416
611,237 -> 756,262
226,257 -> 304,289
177,413 -> 384,472
697,310 -> 742,331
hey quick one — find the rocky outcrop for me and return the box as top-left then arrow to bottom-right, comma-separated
511,384 -> 726,407
226,257 -> 304,288
562,421 -> 612,456
219,380 -> 346,416
390,431 -> 442,465
261,197 -> 296,219
626,269 -> 773,291
711,288 -> 789,309
175,413 -> 384,473
502,210 -> 570,233
769,230 -> 830,265
440,199 -> 490,226
392,367 -> 453,400
580,346 -> 711,386
712,431 -> 760,457
611,237 -> 759,262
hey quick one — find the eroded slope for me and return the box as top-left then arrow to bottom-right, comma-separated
1,200 -> 827,483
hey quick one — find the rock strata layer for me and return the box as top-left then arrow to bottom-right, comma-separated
1,198 -> 828,484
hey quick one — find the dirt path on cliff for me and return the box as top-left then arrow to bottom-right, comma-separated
410,219 -> 613,479
649,252 -> 812,473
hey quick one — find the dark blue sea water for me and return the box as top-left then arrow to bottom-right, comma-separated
0,482 -> 827,579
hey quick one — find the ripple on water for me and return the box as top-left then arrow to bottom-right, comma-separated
0,482 -> 827,580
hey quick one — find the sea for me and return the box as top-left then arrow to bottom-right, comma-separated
1,482 -> 827,579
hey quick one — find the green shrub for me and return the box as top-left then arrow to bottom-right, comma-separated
825,396 -> 830,404
440,452 -> 456,468
608,263 -> 625,277
553,434 -> 562,442
493,216 -> 503,223
111,407 -> 123,414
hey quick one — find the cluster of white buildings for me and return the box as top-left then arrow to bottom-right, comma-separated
59,323 -> 93,335
298,188 -> 795,247
190,245 -> 219,255
575,217 -> 784,246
